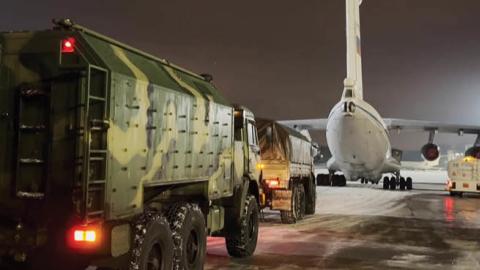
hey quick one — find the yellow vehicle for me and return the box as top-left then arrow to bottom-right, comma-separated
447,150 -> 480,196
257,119 -> 316,224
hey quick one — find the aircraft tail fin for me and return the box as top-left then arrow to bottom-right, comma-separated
343,0 -> 364,100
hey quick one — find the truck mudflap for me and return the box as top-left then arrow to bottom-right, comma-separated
271,190 -> 292,211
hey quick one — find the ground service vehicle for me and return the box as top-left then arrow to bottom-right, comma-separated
0,19 -> 262,270
257,119 -> 316,224
447,149 -> 480,196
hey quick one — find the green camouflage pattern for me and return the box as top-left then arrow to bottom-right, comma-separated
0,23 -> 260,229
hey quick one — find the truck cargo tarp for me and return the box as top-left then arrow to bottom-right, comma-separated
257,118 -> 311,162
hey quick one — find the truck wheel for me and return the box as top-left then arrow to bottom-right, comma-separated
226,195 -> 259,258
280,184 -> 306,224
130,213 -> 174,270
297,184 -> 306,219
305,179 -> 316,215
167,203 -> 206,270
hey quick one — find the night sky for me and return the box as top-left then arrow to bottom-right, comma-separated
2,0 -> 480,151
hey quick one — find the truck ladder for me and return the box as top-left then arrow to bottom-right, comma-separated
75,65 -> 109,223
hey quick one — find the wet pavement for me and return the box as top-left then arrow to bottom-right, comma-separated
205,173 -> 480,269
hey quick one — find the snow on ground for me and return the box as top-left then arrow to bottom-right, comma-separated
314,185 -> 412,217
206,181 -> 480,270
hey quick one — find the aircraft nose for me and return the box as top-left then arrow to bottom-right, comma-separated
327,109 -> 368,166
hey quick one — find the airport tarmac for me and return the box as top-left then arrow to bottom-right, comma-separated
205,171 -> 480,270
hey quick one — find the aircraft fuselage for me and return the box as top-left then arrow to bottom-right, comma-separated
326,98 -> 393,181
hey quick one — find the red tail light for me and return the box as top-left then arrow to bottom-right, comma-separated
61,37 -> 76,53
266,178 -> 280,189
74,229 -> 97,242
67,224 -> 102,249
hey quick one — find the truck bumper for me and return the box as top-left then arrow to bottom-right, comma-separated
271,189 -> 293,211
448,180 -> 480,193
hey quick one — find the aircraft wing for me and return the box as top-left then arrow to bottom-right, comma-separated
278,119 -> 328,130
280,118 -> 480,136
383,118 -> 480,135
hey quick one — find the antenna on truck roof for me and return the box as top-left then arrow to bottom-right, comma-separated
52,18 -> 75,29
200,73 -> 213,82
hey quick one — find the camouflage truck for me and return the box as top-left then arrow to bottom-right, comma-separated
0,19 -> 262,270
257,119 -> 316,224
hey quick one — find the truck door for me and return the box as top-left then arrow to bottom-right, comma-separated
247,121 -> 261,178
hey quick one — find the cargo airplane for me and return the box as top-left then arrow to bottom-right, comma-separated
281,0 -> 480,190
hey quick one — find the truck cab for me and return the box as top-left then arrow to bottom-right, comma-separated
234,106 -> 261,183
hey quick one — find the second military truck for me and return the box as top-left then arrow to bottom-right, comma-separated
257,119 -> 316,224
0,20 -> 262,270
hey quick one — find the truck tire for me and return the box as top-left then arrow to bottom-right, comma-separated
226,195 -> 259,258
130,212 -> 174,270
280,184 -> 306,224
297,184 -> 306,219
167,203 -> 206,270
305,178 -> 316,215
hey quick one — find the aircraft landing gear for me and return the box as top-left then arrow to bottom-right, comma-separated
399,177 -> 406,190
389,177 -> 397,190
331,175 -> 347,187
317,173 -> 347,187
383,176 -> 389,190
406,177 -> 413,190
383,174 -> 413,191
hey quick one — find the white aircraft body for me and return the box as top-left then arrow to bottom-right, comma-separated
281,0 -> 480,189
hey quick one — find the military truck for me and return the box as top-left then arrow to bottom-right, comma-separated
0,19 -> 262,270
257,119 -> 316,224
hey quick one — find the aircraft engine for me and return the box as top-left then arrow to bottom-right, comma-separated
421,143 -> 440,161
465,146 -> 480,159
